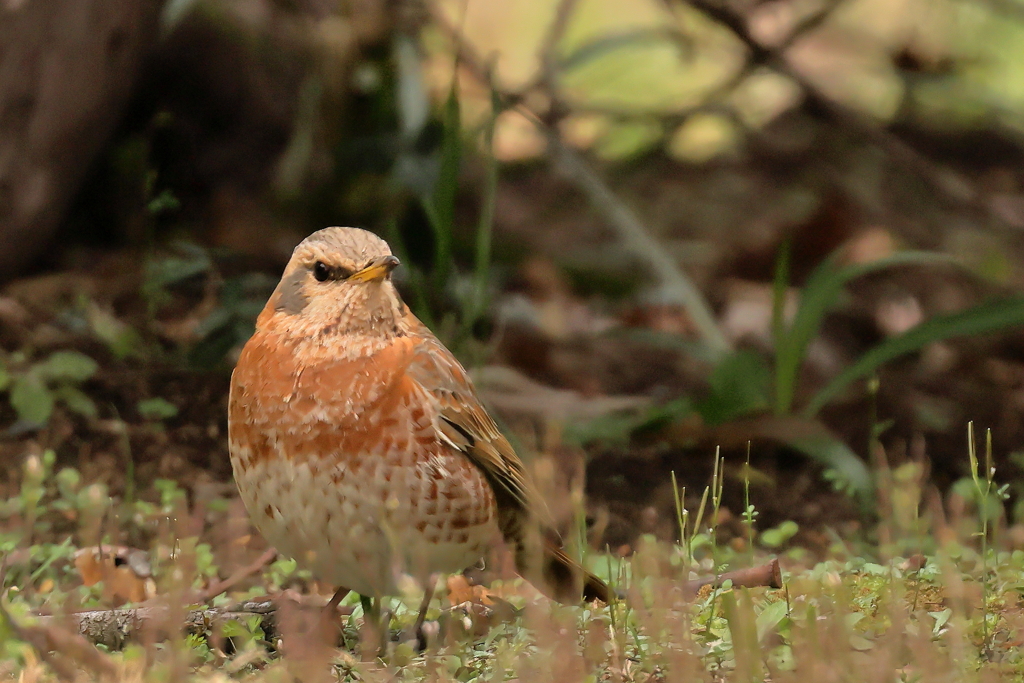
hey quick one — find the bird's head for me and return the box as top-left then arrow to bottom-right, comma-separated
261,227 -> 406,342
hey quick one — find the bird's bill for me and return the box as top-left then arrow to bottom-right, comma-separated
349,255 -> 401,283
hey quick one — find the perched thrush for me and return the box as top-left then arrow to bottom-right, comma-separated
228,227 -> 608,608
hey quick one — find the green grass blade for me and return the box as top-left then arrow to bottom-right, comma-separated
775,251 -> 954,415
429,76 -> 461,292
784,432 -> 872,497
804,295 -> 1024,417
464,89 -> 500,338
386,218 -> 436,330
771,240 -> 791,347
771,240 -> 791,414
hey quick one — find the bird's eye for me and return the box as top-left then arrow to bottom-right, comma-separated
313,261 -> 331,282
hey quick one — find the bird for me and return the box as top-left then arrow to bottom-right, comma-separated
227,226 -> 608,632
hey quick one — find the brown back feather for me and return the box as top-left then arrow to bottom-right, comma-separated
403,323 -> 609,604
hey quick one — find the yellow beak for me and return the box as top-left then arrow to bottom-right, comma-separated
349,255 -> 400,283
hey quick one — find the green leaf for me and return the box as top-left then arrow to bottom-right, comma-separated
424,73 -> 461,293
566,398 -> 691,446
755,600 -> 789,643
53,385 -> 98,419
0,359 -> 9,392
35,351 -> 98,382
785,433 -> 872,496
804,295 -> 1024,417
144,243 -> 212,291
696,350 -> 771,425
774,250 -> 953,415
434,75 -> 461,233
10,375 -> 54,425
721,589 -> 763,681
146,188 -> 181,215
848,633 -> 875,651
138,397 -> 179,421
559,28 -> 690,73
188,323 -> 243,369
771,239 -> 791,347
929,608 -> 953,636
88,306 -> 146,359
464,88 -> 501,337
760,520 -> 799,548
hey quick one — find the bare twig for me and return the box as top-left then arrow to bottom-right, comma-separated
682,0 -> 997,221
777,0 -> 847,52
495,0 -> 582,110
25,557 -> 782,652
546,134 -> 731,354
432,6 -> 733,357
975,0 -> 1024,22
540,0 -> 581,84
196,547 -> 278,603
684,558 -> 783,594
36,600 -> 278,651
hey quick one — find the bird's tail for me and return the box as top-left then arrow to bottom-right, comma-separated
539,538 -> 611,604
499,505 -> 611,604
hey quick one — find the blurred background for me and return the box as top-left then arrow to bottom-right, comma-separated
4,0 -> 1024,557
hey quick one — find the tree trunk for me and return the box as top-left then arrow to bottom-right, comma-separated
0,0 -> 160,279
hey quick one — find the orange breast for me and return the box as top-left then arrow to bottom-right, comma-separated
227,329 -> 500,593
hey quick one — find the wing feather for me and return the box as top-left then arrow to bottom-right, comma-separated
404,333 -> 552,526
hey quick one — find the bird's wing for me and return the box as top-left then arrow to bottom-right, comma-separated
403,332 -> 553,526
400,319 -> 609,604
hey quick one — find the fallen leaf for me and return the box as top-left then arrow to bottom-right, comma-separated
74,546 -> 155,606
446,575 -> 495,607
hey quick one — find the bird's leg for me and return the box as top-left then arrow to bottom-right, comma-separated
318,586 -> 351,646
358,594 -> 386,660
409,575 -> 439,650
359,594 -> 378,621
327,586 -> 351,612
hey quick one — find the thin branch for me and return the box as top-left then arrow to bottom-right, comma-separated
36,600 -> 279,651
196,547 -> 278,603
545,133 -> 732,354
496,0 -> 581,111
778,0 -> 847,52
683,0 -> 999,223
975,0 -> 1024,23
540,0 -> 581,85
433,7 -> 733,357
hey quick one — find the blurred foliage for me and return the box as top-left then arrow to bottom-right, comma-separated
773,250 -> 955,416
3,431 -> 1024,678
187,272 -> 277,369
0,351 -> 99,428
805,293 -> 1024,416
566,233 -> 1024,501
431,0 -> 1024,163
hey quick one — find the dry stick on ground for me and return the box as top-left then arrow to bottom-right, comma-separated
31,560 -> 784,649
37,600 -> 280,651
683,557 -> 783,594
4,547 -> 279,665
196,547 -> 279,602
